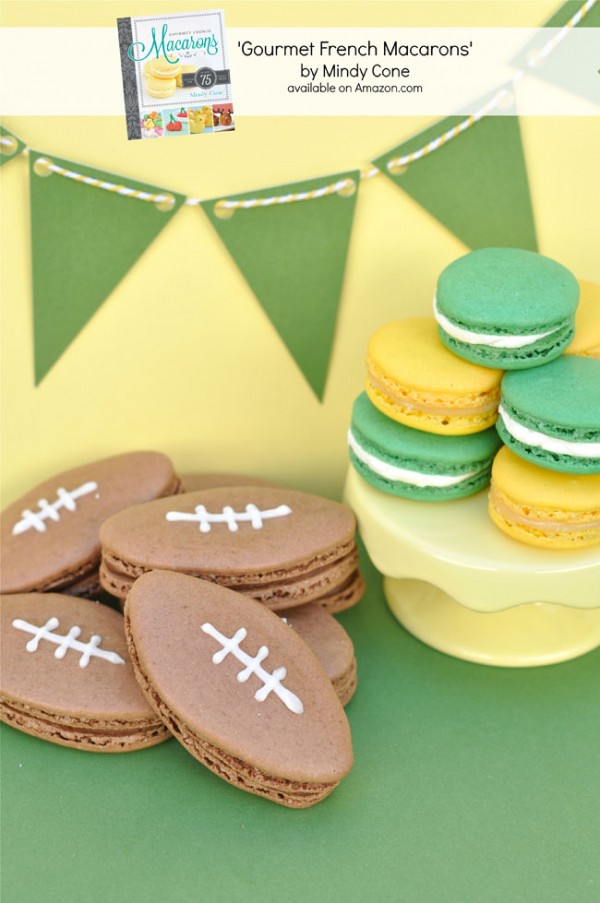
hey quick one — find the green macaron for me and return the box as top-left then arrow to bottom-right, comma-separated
348,392 -> 502,501
435,248 -> 579,370
497,355 -> 600,474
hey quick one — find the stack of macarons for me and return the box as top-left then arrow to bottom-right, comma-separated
349,248 -> 600,550
349,312 -> 504,503
491,355 -> 600,549
143,57 -> 182,100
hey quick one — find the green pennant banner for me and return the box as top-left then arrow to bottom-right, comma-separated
513,0 -> 600,106
29,151 -> 185,383
201,171 -> 359,401
373,88 -> 538,253
0,126 -> 26,167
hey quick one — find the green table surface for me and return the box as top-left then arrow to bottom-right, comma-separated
2,543 -> 599,903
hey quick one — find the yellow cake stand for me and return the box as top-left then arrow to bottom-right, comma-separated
344,467 -> 600,667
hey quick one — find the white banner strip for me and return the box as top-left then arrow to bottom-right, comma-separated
1,27 -> 598,116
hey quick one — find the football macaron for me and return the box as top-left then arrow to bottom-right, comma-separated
349,391 -> 502,500
124,570 -> 354,807
366,318 -> 502,435
434,248 -> 579,369
1,452 -> 181,597
497,356 -> 600,474
100,486 -> 364,613
488,447 -> 600,549
0,593 -> 170,751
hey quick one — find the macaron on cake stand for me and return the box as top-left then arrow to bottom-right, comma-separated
344,466 -> 600,668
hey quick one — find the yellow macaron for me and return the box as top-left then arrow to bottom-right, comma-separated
145,75 -> 177,98
489,446 -> 600,549
366,318 -> 502,435
144,57 -> 182,80
565,280 -> 600,359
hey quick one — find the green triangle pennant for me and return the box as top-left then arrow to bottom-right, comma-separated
373,88 -> 537,253
542,0 -> 600,29
29,151 -> 185,383
512,0 -> 600,106
200,171 -> 359,401
0,126 -> 26,167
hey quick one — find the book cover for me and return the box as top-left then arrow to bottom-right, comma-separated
116,9 -> 234,140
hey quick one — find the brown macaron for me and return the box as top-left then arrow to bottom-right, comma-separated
124,570 -> 354,807
1,593 -> 170,752
279,604 -> 357,707
1,452 -> 181,597
100,486 -> 364,613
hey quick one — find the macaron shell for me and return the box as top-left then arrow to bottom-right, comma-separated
436,248 -> 579,332
349,449 -> 493,501
565,280 -> 600,359
145,58 -> 182,78
316,569 -> 365,615
498,356 -> 600,473
367,319 -> 501,435
489,448 -> 600,549
492,446 -> 600,511
437,323 -> 574,370
181,473 -> 281,492
145,76 -> 177,97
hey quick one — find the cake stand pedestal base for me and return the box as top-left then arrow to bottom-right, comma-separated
385,577 -> 600,667
344,467 -> 600,668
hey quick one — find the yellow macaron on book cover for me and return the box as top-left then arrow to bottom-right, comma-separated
1,2 -> 600,902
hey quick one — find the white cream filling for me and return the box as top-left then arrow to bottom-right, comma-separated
498,405 -> 600,458
348,429 -> 483,487
433,292 -> 559,349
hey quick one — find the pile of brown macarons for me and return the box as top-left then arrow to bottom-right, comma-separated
1,452 -> 364,808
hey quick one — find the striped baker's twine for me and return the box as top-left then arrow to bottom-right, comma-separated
30,154 -> 358,215
532,0 -> 596,62
30,153 -> 356,214
211,176 -> 357,218
186,169 -> 375,214
386,84 -> 515,174
32,156 -> 177,210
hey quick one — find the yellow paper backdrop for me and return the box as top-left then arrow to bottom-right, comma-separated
2,1 -> 599,505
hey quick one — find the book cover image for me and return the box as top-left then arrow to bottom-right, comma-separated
117,9 -> 234,140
